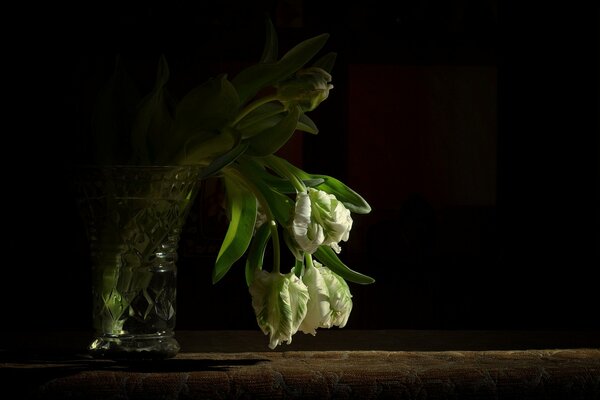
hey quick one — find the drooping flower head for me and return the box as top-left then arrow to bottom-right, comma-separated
248,270 -> 309,349
298,260 -> 331,335
299,259 -> 353,335
292,188 -> 353,255
319,262 -> 353,328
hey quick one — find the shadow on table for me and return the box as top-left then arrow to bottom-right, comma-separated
0,349 -> 267,372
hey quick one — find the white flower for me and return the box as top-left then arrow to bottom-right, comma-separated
299,262 -> 331,335
248,270 -> 309,349
299,260 -> 353,335
319,264 -> 353,328
292,188 -> 353,254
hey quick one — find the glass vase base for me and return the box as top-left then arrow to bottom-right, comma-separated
88,334 -> 180,361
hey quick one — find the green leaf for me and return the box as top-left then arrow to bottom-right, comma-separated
312,52 -> 337,73
131,55 -> 173,164
260,18 -> 278,63
276,157 -> 372,214
297,113 -> 319,134
312,175 -> 371,214
262,176 -> 324,194
237,158 -> 295,224
213,176 -> 257,284
314,246 -> 375,285
172,75 -> 240,160
259,185 -> 294,225
245,222 -> 271,286
177,74 -> 240,132
200,140 -> 249,179
236,102 -> 285,139
238,156 -> 300,193
247,106 -> 301,156
232,33 -> 329,104
178,129 -> 237,166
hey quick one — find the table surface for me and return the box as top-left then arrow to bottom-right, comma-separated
2,330 -> 600,399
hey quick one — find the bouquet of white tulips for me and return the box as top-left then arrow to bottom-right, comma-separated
91,20 -> 375,349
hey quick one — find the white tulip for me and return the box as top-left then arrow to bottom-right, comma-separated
299,262 -> 332,335
292,188 -> 353,255
249,270 -> 309,349
299,260 -> 353,335
317,262 -> 353,328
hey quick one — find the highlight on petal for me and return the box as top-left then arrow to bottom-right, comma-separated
314,261 -> 353,328
292,190 -> 325,253
249,270 -> 309,349
299,262 -> 331,335
292,188 -> 353,255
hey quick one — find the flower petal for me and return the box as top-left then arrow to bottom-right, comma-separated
316,263 -> 353,328
249,270 -> 309,349
299,264 -> 331,335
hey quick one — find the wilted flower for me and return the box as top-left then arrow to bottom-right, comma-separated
249,270 -> 309,349
292,188 -> 353,254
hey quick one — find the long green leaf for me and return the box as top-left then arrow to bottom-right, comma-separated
262,176 -> 324,193
200,140 -> 249,179
312,52 -> 337,73
273,157 -> 372,214
247,106 -> 301,156
312,175 -> 371,214
314,246 -> 375,284
131,55 -> 173,164
237,158 -> 294,224
237,102 -> 285,139
232,33 -> 329,104
172,74 -> 240,161
259,18 -> 278,63
245,222 -> 271,286
213,176 -> 257,284
178,129 -> 237,166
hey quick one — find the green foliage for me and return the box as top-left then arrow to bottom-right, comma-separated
89,20 -> 375,338
232,33 -> 329,104
213,175 -> 257,284
314,246 -> 375,284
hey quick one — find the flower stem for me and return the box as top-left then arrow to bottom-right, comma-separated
305,252 -> 315,269
265,155 -> 306,193
270,220 -> 281,274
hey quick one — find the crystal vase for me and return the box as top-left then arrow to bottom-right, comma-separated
75,165 -> 202,360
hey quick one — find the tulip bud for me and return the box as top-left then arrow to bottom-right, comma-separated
277,67 -> 333,112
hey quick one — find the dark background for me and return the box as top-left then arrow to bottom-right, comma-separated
5,1 -> 598,332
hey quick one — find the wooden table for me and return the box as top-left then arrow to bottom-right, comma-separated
2,330 -> 599,399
